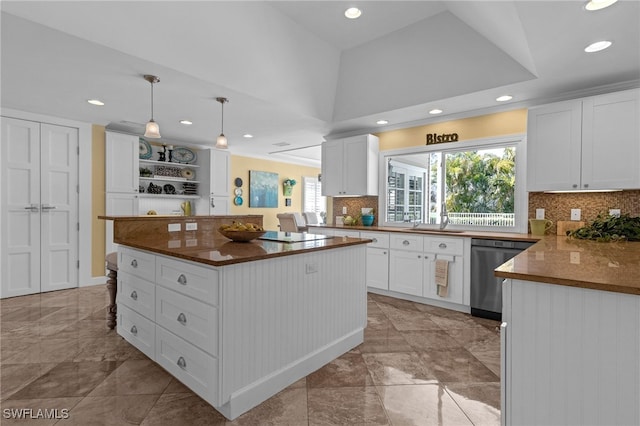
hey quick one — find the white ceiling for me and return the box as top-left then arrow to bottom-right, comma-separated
2,1 -> 639,166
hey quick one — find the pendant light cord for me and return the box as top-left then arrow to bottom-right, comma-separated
220,101 -> 224,134
150,81 -> 154,121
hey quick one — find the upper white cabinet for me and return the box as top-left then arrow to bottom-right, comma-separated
321,134 -> 379,196
197,148 -> 230,215
527,89 -> 640,191
106,132 -> 139,193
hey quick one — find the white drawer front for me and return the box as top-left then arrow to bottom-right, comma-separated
390,233 -> 424,251
117,271 -> 155,320
119,247 -> 156,281
155,325 -> 218,405
156,255 -> 219,306
308,226 -> 333,236
155,286 -> 218,356
360,231 -> 389,248
424,236 -> 464,256
333,229 -> 360,238
118,304 -> 155,360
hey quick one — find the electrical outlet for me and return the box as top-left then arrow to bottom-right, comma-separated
570,209 -> 581,221
609,209 -> 621,217
570,252 -> 580,264
342,206 -> 347,215
186,222 -> 197,231
305,263 -> 318,274
536,208 -> 545,219
168,223 -> 181,232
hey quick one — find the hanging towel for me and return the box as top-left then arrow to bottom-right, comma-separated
435,258 -> 449,297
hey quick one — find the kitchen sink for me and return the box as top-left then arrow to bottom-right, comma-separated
402,228 -> 465,234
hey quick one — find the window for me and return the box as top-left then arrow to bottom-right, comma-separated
302,176 -> 326,222
383,136 -> 524,231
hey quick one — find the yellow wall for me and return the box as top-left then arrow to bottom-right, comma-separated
377,109 -> 527,151
92,125 -> 106,277
230,156 -> 321,231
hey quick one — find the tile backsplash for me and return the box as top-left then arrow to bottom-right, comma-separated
331,196 -> 379,225
528,190 -> 640,233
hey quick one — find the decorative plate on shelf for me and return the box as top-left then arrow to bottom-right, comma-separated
171,147 -> 196,164
180,168 -> 195,180
163,184 -> 176,194
139,138 -> 153,159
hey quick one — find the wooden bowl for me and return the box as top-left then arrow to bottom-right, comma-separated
218,229 -> 266,242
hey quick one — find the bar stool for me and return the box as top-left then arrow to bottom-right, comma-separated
105,252 -> 118,330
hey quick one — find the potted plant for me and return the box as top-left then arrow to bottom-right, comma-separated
283,178 -> 296,196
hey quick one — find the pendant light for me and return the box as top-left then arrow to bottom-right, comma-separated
215,97 -> 229,149
143,75 -> 161,139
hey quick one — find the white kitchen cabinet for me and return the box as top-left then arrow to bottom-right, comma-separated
361,231 -> 390,291
321,134 -> 378,196
527,88 -> 640,191
196,148 -> 230,214
105,193 -> 139,254
106,132 -> 139,194
389,248 -> 428,297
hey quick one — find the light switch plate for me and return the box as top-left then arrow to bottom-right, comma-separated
570,209 -> 581,221
342,206 -> 347,215
609,209 -> 621,217
186,222 -> 197,231
168,223 -> 181,232
536,208 -> 545,219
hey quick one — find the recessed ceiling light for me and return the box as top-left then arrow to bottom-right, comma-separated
585,0 -> 618,11
87,99 -> 104,106
496,95 -> 513,102
344,7 -> 362,19
179,120 -> 193,125
584,40 -> 612,53
429,109 -> 443,115
376,120 -> 389,125
243,134 -> 254,139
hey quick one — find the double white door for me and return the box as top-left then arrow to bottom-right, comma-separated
1,117 -> 79,298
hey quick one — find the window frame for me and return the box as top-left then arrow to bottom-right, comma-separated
378,134 -> 528,233
302,175 -> 326,221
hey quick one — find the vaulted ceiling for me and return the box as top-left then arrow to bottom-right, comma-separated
2,1 -> 639,165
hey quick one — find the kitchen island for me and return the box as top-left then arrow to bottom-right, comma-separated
495,237 -> 640,426
104,215 -> 370,420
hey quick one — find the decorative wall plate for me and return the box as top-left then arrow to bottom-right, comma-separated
234,177 -> 243,187
234,196 -> 243,206
234,188 -> 243,196
139,138 -> 153,159
171,147 -> 196,164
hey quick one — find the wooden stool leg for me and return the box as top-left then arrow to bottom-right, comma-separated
106,268 -> 117,329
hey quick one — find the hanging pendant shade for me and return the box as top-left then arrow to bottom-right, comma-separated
143,75 -> 161,139
215,97 -> 229,149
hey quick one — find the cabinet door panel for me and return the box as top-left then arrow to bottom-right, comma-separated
344,137 -> 368,195
209,149 -> 230,197
582,89 -> 640,190
321,140 -> 344,195
389,250 -> 423,296
366,247 -> 389,290
106,132 -> 138,193
527,101 -> 582,191
424,254 -> 463,305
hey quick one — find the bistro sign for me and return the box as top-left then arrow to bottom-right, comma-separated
426,132 -> 459,145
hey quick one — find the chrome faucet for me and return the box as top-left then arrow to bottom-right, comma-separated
440,203 -> 449,230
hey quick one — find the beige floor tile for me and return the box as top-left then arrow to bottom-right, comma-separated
0,363 -> 59,401
226,387 -> 308,425
419,348 -> 499,384
469,349 -> 501,377
140,393 -> 227,426
376,383 -> 473,425
362,352 -> 438,386
359,328 -> 414,353
2,338 -> 80,364
70,335 -> 146,362
89,359 -> 173,396
401,330 -> 464,351
445,382 -> 501,426
57,394 -> 160,425
307,386 -> 389,425
445,327 -> 501,352
306,352 -> 373,388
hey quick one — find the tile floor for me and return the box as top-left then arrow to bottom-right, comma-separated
1,286 -> 501,425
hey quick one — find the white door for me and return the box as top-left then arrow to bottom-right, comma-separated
1,117 -> 78,298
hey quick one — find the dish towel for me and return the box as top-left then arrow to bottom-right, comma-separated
435,259 -> 449,297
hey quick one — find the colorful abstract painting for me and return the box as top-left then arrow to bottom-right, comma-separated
249,170 -> 278,208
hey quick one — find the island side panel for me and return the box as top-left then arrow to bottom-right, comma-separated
217,244 -> 367,419
507,279 -> 640,426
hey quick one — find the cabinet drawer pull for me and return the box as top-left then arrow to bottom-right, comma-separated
583,183 -> 589,188
439,243 -> 447,249
130,290 -> 138,300
130,259 -> 138,268
572,184 -> 578,188
417,255 -> 421,258
402,240 -> 410,246
177,274 -> 187,285
383,251 -> 387,255
177,356 -> 187,370
177,313 -> 187,325
130,325 -> 138,335
372,238 -> 378,243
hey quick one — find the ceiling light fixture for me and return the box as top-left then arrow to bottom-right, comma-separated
429,109 -> 443,115
143,75 -> 161,139
496,95 -> 513,102
215,97 -> 229,149
243,134 -> 254,139
344,7 -> 362,19
179,120 -> 193,125
584,40 -> 612,52
376,120 -> 389,125
87,99 -> 104,106
585,0 -> 618,11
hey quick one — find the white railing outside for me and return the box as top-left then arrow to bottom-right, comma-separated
448,212 -> 515,227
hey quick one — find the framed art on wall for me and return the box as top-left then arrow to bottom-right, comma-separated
249,170 -> 278,208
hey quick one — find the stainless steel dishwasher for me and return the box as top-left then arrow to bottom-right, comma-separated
470,238 -> 535,320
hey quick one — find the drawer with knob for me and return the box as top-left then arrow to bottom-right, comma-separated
119,247 -> 156,281
156,255 -> 219,306
155,286 -> 218,356
117,271 -> 155,320
360,231 -> 390,249
118,304 -> 155,360
390,233 -> 424,251
155,325 -> 218,405
424,236 -> 463,256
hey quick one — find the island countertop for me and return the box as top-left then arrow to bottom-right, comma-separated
495,236 -> 640,295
